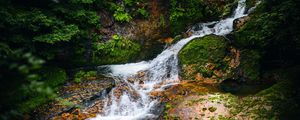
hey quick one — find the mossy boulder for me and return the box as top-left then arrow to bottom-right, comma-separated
238,50 -> 261,83
179,35 -> 228,80
179,35 -> 228,65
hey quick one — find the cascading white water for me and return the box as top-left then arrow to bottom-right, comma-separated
90,0 -> 248,119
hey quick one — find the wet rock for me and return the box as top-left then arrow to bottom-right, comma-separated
149,91 -> 164,99
127,77 -> 135,83
112,81 -> 141,101
33,76 -> 115,120
137,71 -> 146,78
233,16 -> 250,31
84,99 -> 107,115
147,102 -> 165,119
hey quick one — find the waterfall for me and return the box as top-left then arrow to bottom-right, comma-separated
90,0 -> 248,119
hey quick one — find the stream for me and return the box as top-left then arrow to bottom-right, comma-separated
90,0 -> 249,119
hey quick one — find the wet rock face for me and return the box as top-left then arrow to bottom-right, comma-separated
32,76 -> 115,120
233,16 -> 250,31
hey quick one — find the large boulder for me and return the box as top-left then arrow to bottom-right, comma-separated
179,35 -> 228,81
179,35 -> 228,65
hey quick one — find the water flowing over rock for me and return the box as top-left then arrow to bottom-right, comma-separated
90,0 -> 249,119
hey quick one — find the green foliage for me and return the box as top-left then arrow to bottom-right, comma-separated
234,13 -> 280,48
169,0 -> 236,35
17,67 -> 67,113
0,47 -> 68,117
234,0 -> 300,49
40,67 -> 67,90
136,8 -> 149,18
113,6 -> 133,22
74,70 -> 97,83
92,35 -> 141,64
234,0 -> 300,83
64,9 -> 101,28
0,0 -> 100,117
107,0 -> 148,22
179,35 -> 228,65
34,25 -> 79,44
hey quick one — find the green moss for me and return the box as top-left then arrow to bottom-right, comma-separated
239,50 -> 261,82
92,35 -> 141,65
208,106 -> 217,112
179,35 -> 227,65
233,0 -> 298,49
179,35 -> 228,79
74,70 -> 97,83
223,68 -> 299,119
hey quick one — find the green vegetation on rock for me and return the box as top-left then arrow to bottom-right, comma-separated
233,0 -> 300,83
74,70 -> 97,83
238,50 -> 261,82
92,35 -> 141,65
169,0 -> 236,35
179,35 -> 227,65
179,35 -> 228,79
